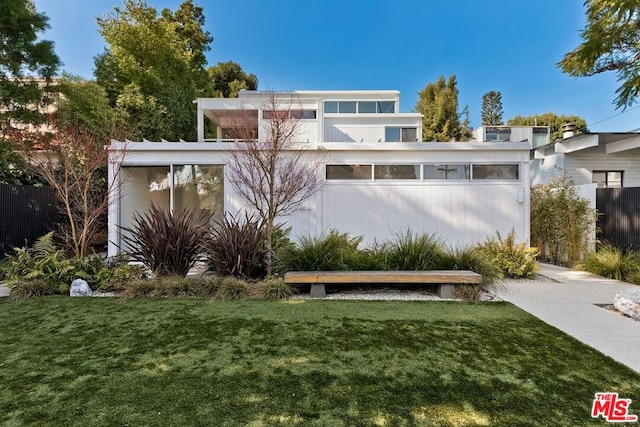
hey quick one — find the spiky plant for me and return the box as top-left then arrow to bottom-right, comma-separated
120,203 -> 209,277
207,213 -> 264,279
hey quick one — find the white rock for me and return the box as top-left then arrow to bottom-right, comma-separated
70,279 -> 93,297
613,288 -> 640,321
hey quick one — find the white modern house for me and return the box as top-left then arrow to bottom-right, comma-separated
107,90 -> 531,256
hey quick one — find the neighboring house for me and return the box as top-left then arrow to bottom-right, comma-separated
530,130 -> 640,187
107,90 -> 531,256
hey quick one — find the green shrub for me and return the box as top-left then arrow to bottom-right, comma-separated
120,203 -> 209,277
530,173 -> 595,265
577,244 -> 640,282
476,230 -> 539,279
208,213 -> 264,279
275,230 -> 363,273
95,257 -> 148,291
215,277 -> 250,300
0,233 -> 77,288
382,230 -> 445,271
121,276 -> 219,298
10,279 -> 59,299
440,246 -> 502,284
253,277 -> 292,300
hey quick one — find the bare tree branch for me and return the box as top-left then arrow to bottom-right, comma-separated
225,90 -> 324,275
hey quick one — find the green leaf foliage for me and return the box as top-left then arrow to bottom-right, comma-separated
558,0 -> 640,109
207,61 -> 258,98
95,0 -> 211,141
577,244 -> 640,283
476,230 -> 539,279
415,75 -> 471,142
530,173 -> 596,265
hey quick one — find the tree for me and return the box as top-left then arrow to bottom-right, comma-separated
507,113 -> 587,142
0,0 -> 60,184
207,61 -> 258,98
95,0 -> 212,141
559,1 -> 640,109
481,91 -> 504,125
55,75 -> 126,143
13,124 -> 125,259
226,91 -> 324,276
415,75 -> 470,141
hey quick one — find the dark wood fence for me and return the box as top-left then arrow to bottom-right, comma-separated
0,184 -> 58,257
596,187 -> 640,249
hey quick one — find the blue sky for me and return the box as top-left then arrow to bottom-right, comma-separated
33,0 -> 640,132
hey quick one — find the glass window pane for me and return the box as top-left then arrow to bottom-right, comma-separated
173,165 -> 224,227
485,126 -> 512,141
607,171 -> 622,188
385,127 -> 401,142
402,128 -> 418,142
358,101 -> 376,113
120,166 -> 171,248
338,101 -> 356,113
291,109 -> 317,119
326,165 -> 372,180
472,164 -> 519,180
324,101 -> 337,113
377,101 -> 395,113
423,164 -> 470,180
374,165 -> 419,179
592,171 -> 606,188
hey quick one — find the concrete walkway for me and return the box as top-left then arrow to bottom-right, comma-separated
495,263 -> 640,373
0,284 -> 8,298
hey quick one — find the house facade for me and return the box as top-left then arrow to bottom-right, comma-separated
530,132 -> 640,187
108,90 -> 531,256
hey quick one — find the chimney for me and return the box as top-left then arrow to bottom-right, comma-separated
562,123 -> 576,139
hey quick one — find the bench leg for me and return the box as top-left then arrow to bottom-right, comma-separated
437,284 -> 456,299
310,284 -> 326,298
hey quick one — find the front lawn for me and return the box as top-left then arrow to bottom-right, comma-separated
0,298 -> 638,426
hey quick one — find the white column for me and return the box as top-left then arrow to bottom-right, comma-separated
196,99 -> 204,142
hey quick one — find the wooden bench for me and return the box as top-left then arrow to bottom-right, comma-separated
283,270 -> 483,299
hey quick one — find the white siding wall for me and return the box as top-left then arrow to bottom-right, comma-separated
324,116 -> 421,143
530,152 -> 565,185
108,142 -> 530,255
565,151 -> 640,187
283,182 -> 526,247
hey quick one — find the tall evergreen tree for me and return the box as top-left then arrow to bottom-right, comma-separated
559,0 -> 640,109
481,91 -> 504,125
415,75 -> 470,141
0,0 -> 60,183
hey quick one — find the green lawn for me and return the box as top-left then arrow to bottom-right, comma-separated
0,298 -> 638,426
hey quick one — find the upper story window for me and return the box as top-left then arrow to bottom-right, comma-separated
385,127 -> 418,142
263,109 -> 317,120
532,127 -> 550,147
324,100 -> 396,114
485,126 -> 512,141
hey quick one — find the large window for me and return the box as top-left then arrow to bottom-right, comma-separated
423,164 -> 470,180
326,164 -> 372,180
385,127 -> 418,142
593,171 -> 623,188
120,165 -> 224,247
324,100 -> 396,114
